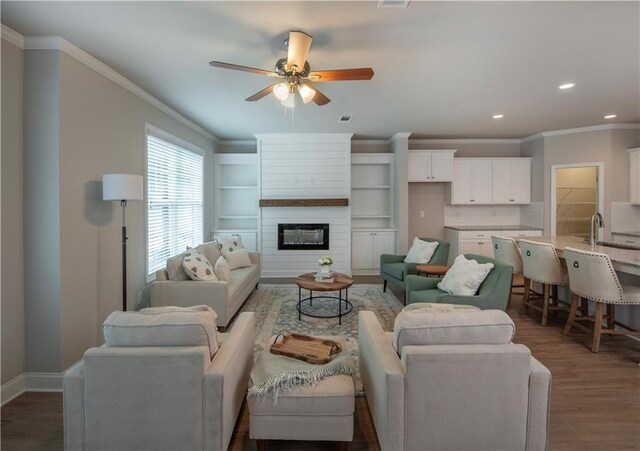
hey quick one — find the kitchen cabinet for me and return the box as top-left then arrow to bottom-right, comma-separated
352,230 -> 396,271
408,150 -> 456,182
448,159 -> 493,204
612,233 -> 640,247
629,148 -> 640,205
444,228 -> 543,265
492,159 -> 531,204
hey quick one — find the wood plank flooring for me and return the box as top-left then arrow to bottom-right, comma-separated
2,278 -> 639,450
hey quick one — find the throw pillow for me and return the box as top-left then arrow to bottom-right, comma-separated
182,247 -> 217,281
215,234 -> 252,270
404,237 -> 439,264
437,254 -> 494,296
166,252 -> 189,281
214,256 -> 231,281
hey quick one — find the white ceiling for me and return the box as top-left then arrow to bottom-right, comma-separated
3,1 -> 639,140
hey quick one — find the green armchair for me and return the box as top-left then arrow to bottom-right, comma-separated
380,237 -> 450,303
405,254 -> 514,311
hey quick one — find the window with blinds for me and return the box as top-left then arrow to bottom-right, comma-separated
146,133 -> 204,276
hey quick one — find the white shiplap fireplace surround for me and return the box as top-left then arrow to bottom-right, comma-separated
257,134 -> 352,277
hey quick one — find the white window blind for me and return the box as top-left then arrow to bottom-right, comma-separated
147,133 -> 204,275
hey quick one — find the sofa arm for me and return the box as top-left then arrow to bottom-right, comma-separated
405,275 -> 440,293
64,361 -> 85,451
249,253 -> 260,266
358,311 -> 405,451
527,357 -> 551,451
203,312 -> 255,451
380,254 -> 406,266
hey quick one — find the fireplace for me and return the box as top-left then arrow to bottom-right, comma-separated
278,223 -> 330,250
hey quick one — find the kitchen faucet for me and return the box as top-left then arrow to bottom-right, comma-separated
589,212 -> 605,245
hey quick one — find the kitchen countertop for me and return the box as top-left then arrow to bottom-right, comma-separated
523,235 -> 640,275
612,231 -> 640,238
444,225 -> 543,231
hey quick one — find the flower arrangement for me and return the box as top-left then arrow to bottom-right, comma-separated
318,256 -> 333,266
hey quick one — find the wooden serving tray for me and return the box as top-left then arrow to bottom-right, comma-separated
270,334 -> 342,365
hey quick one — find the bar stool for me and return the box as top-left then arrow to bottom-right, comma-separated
562,247 -> 640,353
519,239 -> 569,326
491,235 -> 524,309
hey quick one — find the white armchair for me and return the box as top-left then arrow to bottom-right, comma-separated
358,310 -> 551,451
64,311 -> 255,451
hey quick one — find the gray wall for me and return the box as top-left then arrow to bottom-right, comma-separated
1,40 -> 25,384
520,137 -> 545,202
21,49 -> 217,373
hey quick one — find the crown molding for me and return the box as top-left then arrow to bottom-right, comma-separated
521,123 -> 640,142
352,139 -> 391,145
1,24 -> 24,48
410,138 -> 521,145
220,140 -> 256,146
6,29 -> 217,142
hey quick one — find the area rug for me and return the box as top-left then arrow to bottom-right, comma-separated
238,283 -> 403,395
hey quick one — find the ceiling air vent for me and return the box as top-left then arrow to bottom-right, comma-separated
377,0 -> 410,8
338,115 -> 354,123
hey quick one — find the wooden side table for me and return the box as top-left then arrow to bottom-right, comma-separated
416,264 -> 449,278
296,273 -> 354,325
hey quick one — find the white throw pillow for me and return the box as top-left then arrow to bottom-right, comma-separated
437,255 -> 494,296
214,256 -> 231,281
404,237 -> 439,264
215,234 -> 252,270
182,247 -> 217,281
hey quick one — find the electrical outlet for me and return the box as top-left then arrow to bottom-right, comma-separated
420,211 -> 425,218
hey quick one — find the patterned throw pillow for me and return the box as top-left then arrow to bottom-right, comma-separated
182,247 -> 217,281
215,234 -> 252,270
214,256 -> 231,281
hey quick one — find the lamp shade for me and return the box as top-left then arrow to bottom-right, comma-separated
103,174 -> 143,201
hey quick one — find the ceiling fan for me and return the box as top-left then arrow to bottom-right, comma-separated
209,31 -> 374,108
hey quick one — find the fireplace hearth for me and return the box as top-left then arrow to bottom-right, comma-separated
278,223 -> 330,250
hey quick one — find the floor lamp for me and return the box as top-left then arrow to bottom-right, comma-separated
103,174 -> 143,311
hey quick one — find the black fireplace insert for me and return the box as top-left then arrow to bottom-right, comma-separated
278,223 -> 330,250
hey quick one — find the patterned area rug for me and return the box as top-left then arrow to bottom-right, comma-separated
239,283 -> 403,395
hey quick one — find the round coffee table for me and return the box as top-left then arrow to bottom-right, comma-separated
296,273 -> 354,325
416,264 -> 449,277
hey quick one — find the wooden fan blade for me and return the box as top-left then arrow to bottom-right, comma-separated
246,84 -> 278,102
287,31 -> 313,73
210,61 -> 278,77
303,82 -> 331,106
307,68 -> 374,82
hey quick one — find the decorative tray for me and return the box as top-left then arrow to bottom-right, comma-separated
270,334 -> 342,365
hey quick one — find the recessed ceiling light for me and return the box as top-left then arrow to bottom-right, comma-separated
492,114 -> 504,119
604,114 -> 617,119
558,83 -> 576,90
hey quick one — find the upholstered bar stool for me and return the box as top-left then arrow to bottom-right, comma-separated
563,247 -> 640,353
492,236 -> 524,309
519,239 -> 569,326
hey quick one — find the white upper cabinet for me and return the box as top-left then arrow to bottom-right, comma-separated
492,158 -> 531,204
408,150 -> 456,182
629,148 -> 640,205
448,157 -> 531,205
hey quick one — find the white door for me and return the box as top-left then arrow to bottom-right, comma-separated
431,152 -> 454,182
471,160 -> 493,204
408,152 -> 429,182
352,232 -> 374,269
491,160 -> 512,204
452,160 -> 473,203
373,232 -> 396,269
511,159 -> 531,203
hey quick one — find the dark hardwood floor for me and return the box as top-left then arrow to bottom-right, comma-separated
3,278 -> 639,450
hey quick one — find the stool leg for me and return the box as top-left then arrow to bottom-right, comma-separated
592,303 -> 604,353
563,293 -> 579,335
520,277 -> 530,314
383,280 -> 387,292
541,284 -> 550,326
257,439 -> 267,451
607,304 -> 616,330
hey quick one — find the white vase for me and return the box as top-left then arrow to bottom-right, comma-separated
319,265 -> 331,274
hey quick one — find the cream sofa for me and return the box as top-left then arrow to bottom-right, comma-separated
64,310 -> 255,451
151,241 -> 260,330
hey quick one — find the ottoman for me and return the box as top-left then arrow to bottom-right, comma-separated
248,354 -> 355,450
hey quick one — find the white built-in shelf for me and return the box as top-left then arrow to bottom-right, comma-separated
218,185 -> 257,189
351,154 -> 395,231
352,185 -> 391,189
214,153 -> 259,236
352,214 -> 391,219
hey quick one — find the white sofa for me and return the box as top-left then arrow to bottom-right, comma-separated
64,310 -> 255,451
358,310 -> 551,451
151,241 -> 260,330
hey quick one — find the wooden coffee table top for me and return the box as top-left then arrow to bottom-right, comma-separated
296,273 -> 354,291
416,264 -> 449,276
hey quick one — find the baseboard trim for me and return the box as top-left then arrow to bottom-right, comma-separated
1,374 -> 27,405
1,366 -> 76,406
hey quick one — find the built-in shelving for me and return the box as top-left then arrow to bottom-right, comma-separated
351,154 -> 395,230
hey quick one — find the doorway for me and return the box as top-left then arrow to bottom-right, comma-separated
551,163 -> 603,238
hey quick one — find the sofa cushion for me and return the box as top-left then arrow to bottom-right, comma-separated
383,262 -> 405,281
166,252 -> 189,281
437,254 -> 494,296
409,289 -> 445,303
103,308 -> 219,358
215,234 -> 252,270
196,241 -> 223,267
183,247 -> 217,281
393,306 -> 514,354
214,256 -> 231,281
404,237 -> 439,264
228,265 -> 258,300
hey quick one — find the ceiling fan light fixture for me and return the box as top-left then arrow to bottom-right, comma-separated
272,83 -> 290,101
298,84 -> 316,103
281,93 -> 295,109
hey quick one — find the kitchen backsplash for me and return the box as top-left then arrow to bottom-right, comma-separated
444,203 -> 544,228
520,202 -> 544,229
611,202 -> 640,232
